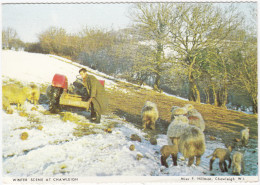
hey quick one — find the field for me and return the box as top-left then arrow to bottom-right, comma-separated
1,50 -> 258,181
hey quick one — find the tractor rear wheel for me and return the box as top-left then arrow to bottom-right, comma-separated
48,86 -> 63,113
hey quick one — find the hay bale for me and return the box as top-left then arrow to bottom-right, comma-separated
104,128 -> 112,133
136,153 -> 143,160
20,132 -> 29,140
129,144 -> 135,151
209,136 -> 216,140
37,125 -> 43,130
150,137 -> 157,145
131,134 -> 141,142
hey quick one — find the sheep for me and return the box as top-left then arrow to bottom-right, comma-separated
187,109 -> 205,131
2,84 -> 31,110
178,125 -> 206,166
167,114 -> 206,167
232,151 -> 245,175
170,106 -> 187,121
2,95 -> 13,114
27,84 -> 40,105
172,107 -> 187,116
206,145 -> 232,172
183,104 -> 194,112
141,101 -> 159,130
167,115 -> 189,145
240,127 -> 250,146
160,144 -> 179,168
170,106 -> 180,121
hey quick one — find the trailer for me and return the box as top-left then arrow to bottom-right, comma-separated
47,73 -> 104,113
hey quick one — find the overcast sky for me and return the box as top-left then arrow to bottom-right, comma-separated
2,3 -> 131,42
1,1 -> 256,43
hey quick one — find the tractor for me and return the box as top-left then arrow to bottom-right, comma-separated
47,73 -> 104,113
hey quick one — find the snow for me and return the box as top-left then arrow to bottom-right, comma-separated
1,50 -> 258,182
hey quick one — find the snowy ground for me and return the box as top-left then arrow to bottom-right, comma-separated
1,50 -> 258,180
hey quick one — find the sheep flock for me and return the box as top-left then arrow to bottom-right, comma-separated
141,101 -> 250,175
2,83 -> 251,176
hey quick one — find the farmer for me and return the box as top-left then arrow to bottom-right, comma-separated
79,68 -> 108,123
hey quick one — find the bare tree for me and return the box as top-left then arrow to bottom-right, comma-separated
2,27 -> 19,49
129,3 -> 174,91
168,3 -> 243,103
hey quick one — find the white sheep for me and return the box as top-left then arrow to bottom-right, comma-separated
183,104 -> 194,112
141,101 -> 159,130
167,115 -> 189,145
232,151 -> 245,175
2,84 -> 31,110
178,125 -> 206,166
240,127 -> 250,146
171,107 -> 187,121
170,106 -> 180,121
187,109 -> 205,131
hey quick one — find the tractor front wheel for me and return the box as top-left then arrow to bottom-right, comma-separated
48,86 -> 63,113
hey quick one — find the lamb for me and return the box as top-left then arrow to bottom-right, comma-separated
141,101 -> 159,130
2,84 -> 31,110
206,145 -> 232,172
232,151 -> 245,175
240,127 -> 250,146
178,125 -> 206,166
160,144 -> 179,168
27,84 -> 40,105
187,109 -> 205,131
167,115 -> 189,145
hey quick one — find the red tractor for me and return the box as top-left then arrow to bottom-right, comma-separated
47,73 -> 104,113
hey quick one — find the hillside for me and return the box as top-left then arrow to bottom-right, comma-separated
107,81 -> 258,141
1,50 -> 258,179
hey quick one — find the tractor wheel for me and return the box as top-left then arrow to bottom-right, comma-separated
48,86 -> 63,113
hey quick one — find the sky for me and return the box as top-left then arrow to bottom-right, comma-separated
2,2 -> 132,42
1,0 -> 257,43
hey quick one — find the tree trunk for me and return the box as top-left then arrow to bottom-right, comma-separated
204,88 -> 210,104
188,56 -> 200,102
188,78 -> 196,102
154,73 -> 161,91
212,84 -> 218,106
252,98 -> 258,114
220,58 -> 228,109
217,90 -> 223,107
216,87 -> 228,108
222,86 -> 228,109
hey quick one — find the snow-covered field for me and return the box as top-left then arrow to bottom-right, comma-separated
1,50 -> 258,182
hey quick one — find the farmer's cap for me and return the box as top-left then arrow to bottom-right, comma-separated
79,68 -> 87,74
